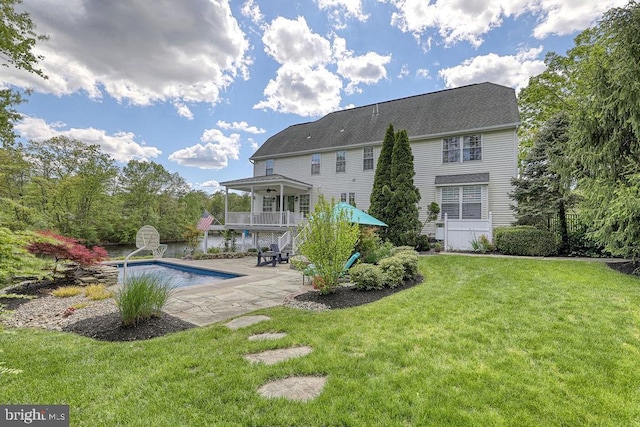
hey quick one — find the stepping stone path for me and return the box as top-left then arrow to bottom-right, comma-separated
244,346 -> 313,365
257,376 -> 327,402
224,315 -> 271,330
225,315 -> 327,402
248,332 -> 288,341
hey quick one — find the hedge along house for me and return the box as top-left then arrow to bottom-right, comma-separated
220,82 -> 520,251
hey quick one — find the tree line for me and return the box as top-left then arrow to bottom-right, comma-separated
0,136 -> 250,244
513,1 -> 640,258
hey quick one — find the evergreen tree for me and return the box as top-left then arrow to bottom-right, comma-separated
570,2 -> 640,258
510,113 -> 575,253
386,129 -> 421,246
369,123 -> 395,233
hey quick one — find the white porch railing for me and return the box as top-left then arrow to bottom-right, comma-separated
226,211 -> 305,227
278,230 -> 292,251
444,212 -> 493,251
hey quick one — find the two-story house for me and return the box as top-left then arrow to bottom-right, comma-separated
221,82 -> 520,250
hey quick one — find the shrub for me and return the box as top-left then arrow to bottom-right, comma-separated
350,263 -> 386,290
378,256 -> 405,288
357,227 -> 383,264
246,248 -> 258,253
394,252 -> 419,280
207,247 -> 221,254
116,273 -> 173,327
84,284 -> 114,301
390,246 -> 417,256
470,234 -> 495,253
51,286 -> 83,298
494,226 -> 557,256
299,195 -> 360,294
370,241 -> 394,264
414,235 -> 431,252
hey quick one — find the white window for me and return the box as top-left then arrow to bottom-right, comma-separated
441,187 -> 460,219
311,154 -> 320,175
443,135 -> 482,163
299,194 -> 310,216
340,192 -> 356,205
263,196 -> 274,212
363,147 -> 374,170
265,159 -> 274,176
463,135 -> 482,161
442,137 -> 460,163
440,186 -> 483,220
336,150 -> 346,173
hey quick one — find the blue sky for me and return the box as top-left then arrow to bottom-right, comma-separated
4,0 -> 623,193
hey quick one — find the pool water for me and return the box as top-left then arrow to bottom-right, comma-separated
116,261 -> 239,288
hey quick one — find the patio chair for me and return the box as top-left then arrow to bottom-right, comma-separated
256,247 -> 277,267
302,252 -> 361,285
269,243 -> 290,264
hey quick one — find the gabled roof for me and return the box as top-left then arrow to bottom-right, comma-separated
251,82 -> 520,160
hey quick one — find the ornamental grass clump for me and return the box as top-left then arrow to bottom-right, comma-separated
51,286 -> 83,298
84,284 -> 114,301
116,273 -> 173,327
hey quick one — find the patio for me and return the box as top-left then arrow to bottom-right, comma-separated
161,256 -> 310,326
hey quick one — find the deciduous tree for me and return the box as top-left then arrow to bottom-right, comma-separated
0,0 -> 47,144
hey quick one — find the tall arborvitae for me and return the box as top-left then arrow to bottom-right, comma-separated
369,123 -> 395,235
386,129 -> 421,246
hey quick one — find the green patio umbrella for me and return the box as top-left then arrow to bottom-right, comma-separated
333,202 -> 387,227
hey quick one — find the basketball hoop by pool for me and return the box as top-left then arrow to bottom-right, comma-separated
113,260 -> 240,288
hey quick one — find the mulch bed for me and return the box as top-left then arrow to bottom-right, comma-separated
294,276 -> 424,309
62,312 -> 196,342
607,261 -> 639,276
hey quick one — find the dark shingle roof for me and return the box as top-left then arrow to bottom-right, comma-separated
252,82 -> 520,159
435,173 -> 490,185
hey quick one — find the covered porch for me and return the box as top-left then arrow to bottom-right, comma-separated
220,174 -> 313,231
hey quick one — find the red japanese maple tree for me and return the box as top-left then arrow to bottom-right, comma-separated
27,230 -> 108,274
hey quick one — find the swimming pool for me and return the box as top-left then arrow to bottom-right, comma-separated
115,261 -> 240,288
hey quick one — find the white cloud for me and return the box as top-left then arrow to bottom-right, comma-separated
4,0 -> 250,110
317,0 -> 369,28
254,64 -> 343,117
416,68 -> 430,78
15,116 -> 161,163
385,0 -> 626,48
530,0 -> 628,38
256,16 -> 389,116
262,16 -> 333,66
337,52 -> 391,94
216,120 -> 266,134
168,129 -> 241,170
241,0 -> 263,25
439,47 -> 546,91
397,64 -> 410,79
199,179 -> 224,193
173,102 -> 194,120
248,137 -> 259,151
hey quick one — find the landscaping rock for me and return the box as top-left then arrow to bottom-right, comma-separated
244,346 -> 313,365
257,376 -> 327,401
224,315 -> 270,330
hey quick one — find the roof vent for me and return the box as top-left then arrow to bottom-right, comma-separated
372,104 -> 379,116
307,133 -> 311,139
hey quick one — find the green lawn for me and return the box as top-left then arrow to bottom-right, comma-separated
2,256 -> 640,426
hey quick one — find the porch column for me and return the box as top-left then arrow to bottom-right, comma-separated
279,183 -> 284,225
250,185 -> 254,227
